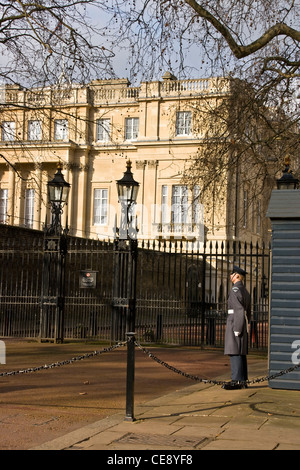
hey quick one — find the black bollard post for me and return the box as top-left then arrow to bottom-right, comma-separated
125,331 -> 136,421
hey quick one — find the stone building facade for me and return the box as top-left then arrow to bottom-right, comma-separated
0,74 -> 270,244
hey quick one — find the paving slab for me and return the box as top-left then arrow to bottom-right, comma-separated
32,360 -> 300,451
2,341 -> 299,452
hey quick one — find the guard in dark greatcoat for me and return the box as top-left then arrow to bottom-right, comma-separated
223,265 -> 251,390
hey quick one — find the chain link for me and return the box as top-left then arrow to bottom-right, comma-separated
1,339 -> 300,387
0,342 -> 126,378
134,340 -> 300,386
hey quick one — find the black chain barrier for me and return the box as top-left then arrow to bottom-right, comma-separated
0,342 -> 126,378
1,339 -> 300,386
134,340 -> 300,386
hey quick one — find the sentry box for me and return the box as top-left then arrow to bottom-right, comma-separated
267,189 -> 300,390
79,270 -> 97,289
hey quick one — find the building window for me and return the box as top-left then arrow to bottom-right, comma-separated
193,185 -> 200,224
0,189 -> 8,223
251,202 -> 255,232
28,120 -> 42,140
1,121 -> 15,141
54,119 -> 68,141
125,117 -> 139,140
243,190 -> 248,228
96,118 -> 110,142
176,111 -> 191,136
171,185 -> 188,224
93,189 -> 108,225
24,189 -> 35,228
161,185 -> 168,224
257,200 -> 261,234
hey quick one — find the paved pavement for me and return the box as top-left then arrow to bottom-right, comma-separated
32,360 -> 300,451
0,341 -> 240,450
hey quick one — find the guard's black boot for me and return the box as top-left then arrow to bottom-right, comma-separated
222,381 -> 247,390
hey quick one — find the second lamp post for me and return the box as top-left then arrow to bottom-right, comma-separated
40,163 -> 70,343
116,160 -> 140,421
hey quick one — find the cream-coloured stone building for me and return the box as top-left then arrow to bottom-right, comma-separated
0,74 -> 270,244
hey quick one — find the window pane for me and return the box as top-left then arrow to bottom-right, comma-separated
176,112 -> 191,136
193,185 -> 200,224
28,120 -> 42,140
257,200 -> 261,234
172,185 -> 188,223
97,119 -> 110,141
93,189 -> 108,225
125,118 -> 139,140
243,190 -> 248,228
54,119 -> 68,140
25,189 -> 35,228
161,185 -> 168,224
0,189 -> 8,223
2,121 -> 15,141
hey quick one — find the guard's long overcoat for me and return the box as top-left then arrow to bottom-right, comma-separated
224,281 -> 251,356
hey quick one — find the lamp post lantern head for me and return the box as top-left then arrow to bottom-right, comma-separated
277,156 -> 299,190
116,160 -> 139,207
47,163 -> 71,207
46,163 -> 71,235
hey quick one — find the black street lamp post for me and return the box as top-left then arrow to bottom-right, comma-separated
115,161 -> 139,421
40,164 -> 71,343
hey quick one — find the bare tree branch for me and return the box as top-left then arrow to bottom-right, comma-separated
184,0 -> 300,59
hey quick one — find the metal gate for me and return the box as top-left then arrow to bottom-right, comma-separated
0,229 -> 270,349
135,240 -> 270,349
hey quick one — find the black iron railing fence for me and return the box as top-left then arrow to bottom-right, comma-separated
0,229 -> 270,349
